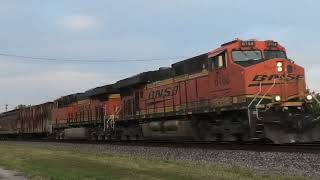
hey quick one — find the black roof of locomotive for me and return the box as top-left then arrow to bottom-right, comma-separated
85,84 -> 118,97
113,53 -> 208,89
114,67 -> 174,89
54,93 -> 88,106
172,53 -> 208,76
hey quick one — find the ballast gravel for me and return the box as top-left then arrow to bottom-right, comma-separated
1,141 -> 319,178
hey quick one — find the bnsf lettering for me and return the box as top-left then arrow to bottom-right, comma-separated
297,75 -> 304,79
268,74 -> 278,81
287,74 -> 296,80
148,86 -> 179,99
252,74 -> 304,82
253,75 -> 268,81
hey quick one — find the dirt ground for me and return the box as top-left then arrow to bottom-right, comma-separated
0,168 -> 28,180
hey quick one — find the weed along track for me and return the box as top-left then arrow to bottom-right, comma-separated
0,141 -> 319,179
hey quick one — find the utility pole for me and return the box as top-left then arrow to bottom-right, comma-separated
5,104 -> 8,112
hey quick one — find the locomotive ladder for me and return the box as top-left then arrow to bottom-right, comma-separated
104,106 -> 121,131
248,79 -> 276,140
312,94 -> 320,105
247,82 -> 261,139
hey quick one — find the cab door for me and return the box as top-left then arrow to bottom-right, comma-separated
209,51 -> 231,97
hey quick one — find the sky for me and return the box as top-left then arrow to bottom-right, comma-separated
0,0 -> 319,111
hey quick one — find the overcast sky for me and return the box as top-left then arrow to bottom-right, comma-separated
0,0 -> 319,111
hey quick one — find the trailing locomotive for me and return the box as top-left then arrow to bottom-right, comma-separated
0,39 -> 319,144
52,85 -> 120,140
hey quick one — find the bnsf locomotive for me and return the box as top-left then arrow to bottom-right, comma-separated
0,39 -> 319,144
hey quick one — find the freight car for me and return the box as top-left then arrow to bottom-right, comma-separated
18,102 -> 53,138
0,110 -> 19,139
0,102 -> 53,139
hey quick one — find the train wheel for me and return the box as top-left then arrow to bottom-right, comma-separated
192,119 -> 210,141
105,135 -> 112,141
98,135 -> 105,141
91,133 -> 98,141
60,134 -> 65,140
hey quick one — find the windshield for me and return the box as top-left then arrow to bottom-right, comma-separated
264,50 -> 287,59
232,51 -> 262,62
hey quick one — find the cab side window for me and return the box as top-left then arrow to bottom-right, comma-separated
210,51 -> 227,70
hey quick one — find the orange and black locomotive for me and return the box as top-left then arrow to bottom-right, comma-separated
0,39 -> 319,144
115,39 -> 320,144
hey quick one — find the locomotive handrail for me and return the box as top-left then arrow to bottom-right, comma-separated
247,81 -> 262,129
255,79 -> 276,120
103,106 -> 107,132
104,106 -> 121,131
312,94 -> 320,105
110,106 -> 121,129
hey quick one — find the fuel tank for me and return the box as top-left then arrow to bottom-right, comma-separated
64,128 -> 87,139
142,120 -> 193,139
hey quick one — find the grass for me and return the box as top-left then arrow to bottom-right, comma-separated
0,144 -> 306,180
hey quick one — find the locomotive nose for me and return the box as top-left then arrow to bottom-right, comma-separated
248,58 -> 306,102
262,107 -> 318,144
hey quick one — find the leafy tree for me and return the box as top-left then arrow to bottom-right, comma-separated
310,91 -> 320,114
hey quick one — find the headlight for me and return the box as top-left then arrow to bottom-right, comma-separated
306,95 -> 313,101
276,62 -> 283,72
275,95 -> 281,102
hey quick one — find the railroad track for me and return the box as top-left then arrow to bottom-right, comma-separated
4,138 -> 320,153
108,141 -> 320,153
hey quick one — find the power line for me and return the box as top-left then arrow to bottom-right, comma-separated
0,52 -> 188,63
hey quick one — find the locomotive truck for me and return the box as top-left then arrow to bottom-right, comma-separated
0,39 -> 319,144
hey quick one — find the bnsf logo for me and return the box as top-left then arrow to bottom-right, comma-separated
148,86 -> 179,99
252,74 -> 304,81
